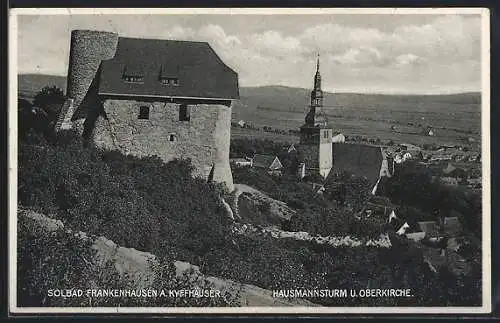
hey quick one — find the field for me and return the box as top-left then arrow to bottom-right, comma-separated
234,86 -> 482,150
231,127 -> 298,143
18,74 -> 483,150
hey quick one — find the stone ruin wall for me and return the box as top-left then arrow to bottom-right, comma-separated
92,99 -> 234,191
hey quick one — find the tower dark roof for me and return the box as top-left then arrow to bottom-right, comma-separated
329,143 -> 384,186
98,37 -> 239,100
303,54 -> 327,128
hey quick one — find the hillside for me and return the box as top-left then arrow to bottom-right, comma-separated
235,86 -> 482,148
239,85 -> 481,113
18,74 -> 67,99
17,73 -> 482,147
236,85 -> 481,130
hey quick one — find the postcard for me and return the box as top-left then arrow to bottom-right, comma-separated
9,7 -> 491,315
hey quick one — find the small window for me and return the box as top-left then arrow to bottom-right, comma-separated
160,77 -> 179,86
138,106 -> 149,119
124,76 -> 144,83
123,65 -> 145,83
179,104 -> 190,121
169,133 -> 177,142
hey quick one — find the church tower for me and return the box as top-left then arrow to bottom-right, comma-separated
299,54 -> 333,179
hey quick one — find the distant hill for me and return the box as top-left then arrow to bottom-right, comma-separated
18,73 -> 480,108
17,74 -> 481,137
18,74 -> 67,99
239,85 -> 481,114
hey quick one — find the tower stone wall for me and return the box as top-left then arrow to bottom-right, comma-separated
90,99 -> 234,191
61,30 -> 119,132
318,129 -> 333,178
300,55 -> 333,179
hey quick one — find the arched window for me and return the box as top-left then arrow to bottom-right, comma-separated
138,106 -> 150,119
169,133 -> 177,142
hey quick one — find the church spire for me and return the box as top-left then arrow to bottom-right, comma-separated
304,53 -> 326,127
316,53 -> 320,73
313,53 -> 321,91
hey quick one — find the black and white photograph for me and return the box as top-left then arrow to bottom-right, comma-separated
9,8 -> 491,314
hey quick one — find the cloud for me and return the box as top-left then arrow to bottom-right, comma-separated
199,24 -> 241,47
250,30 -> 302,56
161,25 -> 196,40
16,13 -> 483,93
330,47 -> 388,67
395,53 -> 421,66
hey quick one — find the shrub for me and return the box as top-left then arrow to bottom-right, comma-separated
18,137 -> 231,258
17,215 -> 241,307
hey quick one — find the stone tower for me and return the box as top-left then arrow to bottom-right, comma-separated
55,30 -> 119,132
299,54 -> 333,179
55,30 -> 238,191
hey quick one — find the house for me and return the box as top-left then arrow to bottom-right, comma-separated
297,162 -> 306,179
287,143 -> 297,153
329,143 -> 393,196
440,177 -> 460,186
311,182 -> 326,194
56,29 -> 239,191
388,210 -> 397,223
230,157 -> 253,167
406,232 -> 426,242
396,222 -> 410,235
394,153 -> 404,164
399,143 -> 421,152
332,133 -> 346,143
418,221 -> 440,238
446,166 -> 468,180
443,217 -> 462,236
252,154 -> 283,175
237,120 -> 246,127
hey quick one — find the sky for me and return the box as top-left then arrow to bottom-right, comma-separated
15,10 -> 485,94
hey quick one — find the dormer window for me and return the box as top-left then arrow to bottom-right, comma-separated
160,77 -> 179,86
159,64 -> 179,86
123,65 -> 144,83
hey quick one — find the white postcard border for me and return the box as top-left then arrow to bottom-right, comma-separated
8,7 -> 492,315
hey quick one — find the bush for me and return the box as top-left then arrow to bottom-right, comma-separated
378,161 -> 482,236
18,137 -> 231,259
17,215 -> 241,307
17,134 -> 482,307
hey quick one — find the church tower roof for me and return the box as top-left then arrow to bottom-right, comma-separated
314,53 -> 321,91
303,53 -> 328,128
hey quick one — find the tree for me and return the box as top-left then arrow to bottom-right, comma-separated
18,98 -> 52,144
33,85 -> 66,127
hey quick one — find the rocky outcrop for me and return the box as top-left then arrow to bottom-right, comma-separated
233,184 -> 296,221
18,207 -> 317,307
